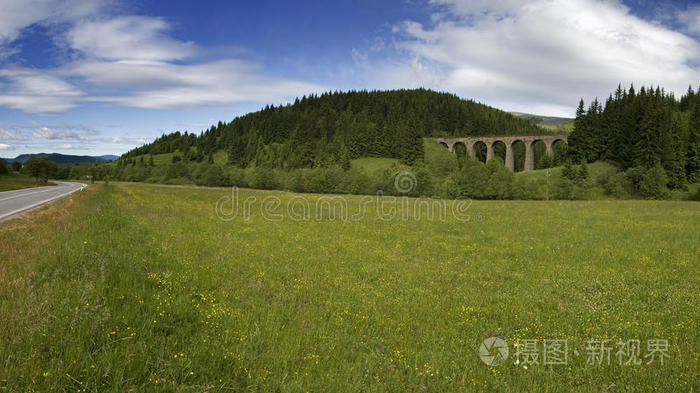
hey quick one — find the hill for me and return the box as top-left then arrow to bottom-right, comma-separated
509,112 -> 574,133
121,89 -> 547,170
509,111 -> 573,126
2,153 -> 117,165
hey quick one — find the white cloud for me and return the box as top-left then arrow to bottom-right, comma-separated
0,124 -> 99,141
0,0 -> 106,44
370,0 -> 700,116
111,136 -> 147,145
55,143 -> 75,149
66,16 -> 196,61
70,58 -> 323,109
0,143 -> 13,150
0,69 -> 83,114
0,9 -> 323,114
677,5 -> 700,35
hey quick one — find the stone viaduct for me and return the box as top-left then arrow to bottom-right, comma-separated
433,134 -> 568,171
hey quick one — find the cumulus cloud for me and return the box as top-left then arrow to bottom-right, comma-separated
370,0 -> 700,116
0,3 -> 323,115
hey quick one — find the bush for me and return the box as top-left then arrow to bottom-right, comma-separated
408,164 -> 435,197
451,158 -> 489,198
638,164 -> 670,199
511,176 -> 546,200
164,162 -> 189,181
197,165 -> 224,187
345,168 -> 371,195
225,166 -> 248,187
0,159 -> 8,175
599,170 -> 631,199
247,166 -> 279,190
688,187 -> 700,201
552,176 -> 575,200
484,158 -> 513,199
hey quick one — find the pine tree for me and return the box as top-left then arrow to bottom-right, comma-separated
687,100 -> 700,182
338,143 -> 351,171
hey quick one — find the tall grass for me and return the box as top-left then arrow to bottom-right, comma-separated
1,183 -> 698,391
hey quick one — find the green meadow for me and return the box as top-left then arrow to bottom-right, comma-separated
1,182 -> 698,392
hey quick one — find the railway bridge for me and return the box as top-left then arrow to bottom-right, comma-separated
433,134 -> 568,171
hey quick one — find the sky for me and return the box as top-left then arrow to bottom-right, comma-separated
0,0 -> 699,156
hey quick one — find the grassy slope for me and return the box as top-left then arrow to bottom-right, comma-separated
350,139 -> 456,175
0,173 -> 55,191
1,182 -> 698,392
538,119 -> 574,133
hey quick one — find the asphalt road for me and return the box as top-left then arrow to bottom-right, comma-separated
0,181 -> 87,221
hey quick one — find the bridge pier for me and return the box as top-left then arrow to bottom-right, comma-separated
525,142 -> 534,171
505,143 -> 514,171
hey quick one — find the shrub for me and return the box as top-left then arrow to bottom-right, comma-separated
484,158 -> 513,199
451,158 -> 489,198
599,170 -> 631,199
638,164 -> 670,199
247,166 -> 279,190
511,176 -> 546,200
225,166 -> 248,187
198,165 -> 224,187
345,168 -> 371,195
688,187 -> 700,201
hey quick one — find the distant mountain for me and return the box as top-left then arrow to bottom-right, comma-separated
1,153 -> 117,165
509,112 -> 574,126
97,155 -> 119,161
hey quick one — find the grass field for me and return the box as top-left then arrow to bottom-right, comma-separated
0,173 -> 55,191
1,182 -> 698,392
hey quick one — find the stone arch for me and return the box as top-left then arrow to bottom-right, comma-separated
509,140 -> 526,172
472,141 -> 487,163
439,141 -> 449,150
492,140 -> 506,164
453,141 -> 467,159
529,139 -> 548,169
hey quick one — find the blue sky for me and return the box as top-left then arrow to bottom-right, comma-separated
0,0 -> 699,156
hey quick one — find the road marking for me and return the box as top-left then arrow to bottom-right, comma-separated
0,186 -> 65,202
0,183 -> 86,221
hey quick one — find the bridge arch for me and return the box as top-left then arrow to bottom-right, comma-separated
472,141 -> 488,163
453,141 -> 467,159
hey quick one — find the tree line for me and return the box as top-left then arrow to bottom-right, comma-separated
568,84 -> 700,189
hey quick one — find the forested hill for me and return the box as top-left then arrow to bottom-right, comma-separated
122,89 -> 543,168
568,84 -> 700,188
